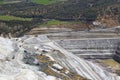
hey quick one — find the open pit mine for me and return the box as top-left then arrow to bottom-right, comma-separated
0,26 -> 120,80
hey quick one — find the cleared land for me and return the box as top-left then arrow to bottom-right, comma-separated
0,15 -> 32,21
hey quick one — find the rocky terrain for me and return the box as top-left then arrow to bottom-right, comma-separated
0,34 -> 120,80
26,26 -> 120,77
0,0 -> 120,80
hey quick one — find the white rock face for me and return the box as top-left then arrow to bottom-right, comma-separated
0,37 -> 59,80
0,69 -> 58,80
0,36 -> 120,80
0,37 -> 14,60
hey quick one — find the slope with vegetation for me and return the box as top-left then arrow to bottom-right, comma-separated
0,15 -> 32,21
0,0 -> 120,37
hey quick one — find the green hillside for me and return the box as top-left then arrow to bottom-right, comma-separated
0,15 -> 32,21
0,0 -> 3,4
32,0 -> 66,5
0,0 -> 120,37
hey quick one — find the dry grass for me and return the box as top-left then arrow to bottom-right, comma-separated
101,59 -> 120,68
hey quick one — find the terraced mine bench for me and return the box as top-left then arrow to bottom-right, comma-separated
55,38 -> 120,59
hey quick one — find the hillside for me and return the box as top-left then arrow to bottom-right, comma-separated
0,0 -> 120,37
96,3 -> 120,27
0,1 -> 120,80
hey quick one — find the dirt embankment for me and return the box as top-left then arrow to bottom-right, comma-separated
27,22 -> 93,35
96,14 -> 120,28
